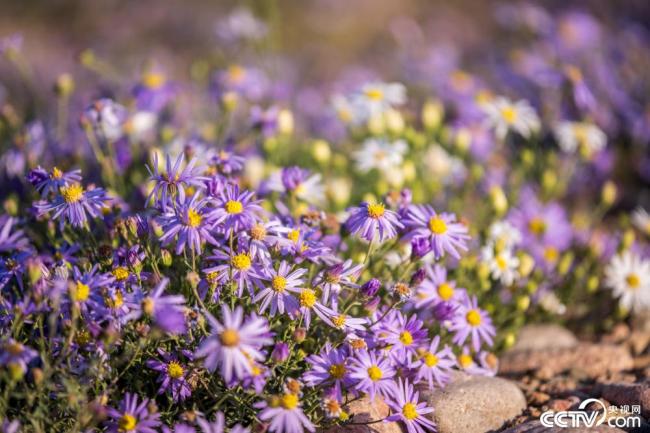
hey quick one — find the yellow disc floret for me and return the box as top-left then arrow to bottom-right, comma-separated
118,413 -> 137,432
367,365 -> 383,381
329,363 -> 346,379
220,328 -> 240,347
225,200 -> 243,214
299,289 -> 316,308
466,309 -> 482,326
60,184 -> 84,204
167,361 -> 184,379
272,275 -> 287,292
437,282 -> 454,301
231,253 -> 251,270
187,208 -> 202,227
367,203 -> 386,219
402,402 -> 418,420
428,217 -> 447,235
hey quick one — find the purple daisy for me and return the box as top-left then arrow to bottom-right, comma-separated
158,193 -> 219,255
147,153 -> 206,207
0,339 -> 38,376
313,260 -> 363,307
376,311 -> 427,364
197,412 -> 250,433
27,166 -> 82,197
145,349 -> 192,402
303,344 -> 351,401
105,393 -> 161,433
0,216 -> 29,252
195,305 -> 273,383
254,261 -> 306,315
211,183 -> 263,235
404,204 -> 470,259
254,393 -> 315,433
34,183 -> 108,229
349,350 -> 396,400
449,295 -> 495,351
411,336 -> 456,390
413,264 -> 466,309
385,378 -> 436,433
346,202 -> 404,242
135,278 -> 187,334
203,248 -> 264,297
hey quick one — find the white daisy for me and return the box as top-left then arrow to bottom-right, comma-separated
632,207 -> 650,236
604,251 -> 650,312
488,221 -> 522,250
481,96 -> 540,140
354,138 -> 408,174
423,145 -> 466,184
351,81 -> 406,120
554,121 -> 606,155
481,244 -> 520,286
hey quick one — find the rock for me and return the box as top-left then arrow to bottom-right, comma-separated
322,396 -> 401,433
500,420 -> 626,433
598,382 -> 650,418
509,324 -> 578,352
499,344 -> 633,379
422,373 -> 526,433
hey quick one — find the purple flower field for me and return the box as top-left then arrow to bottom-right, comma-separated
0,1 -> 649,432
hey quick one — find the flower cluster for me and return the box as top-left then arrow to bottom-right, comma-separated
1,1 -> 649,432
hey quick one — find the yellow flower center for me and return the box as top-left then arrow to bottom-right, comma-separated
187,208 -> 202,228
627,273 -> 640,289
399,331 -> 414,346
231,253 -> 251,270
225,200 -> 243,214
543,247 -> 558,263
272,275 -> 287,292
142,297 -> 155,316
112,267 -> 129,281
299,289 -> 316,308
167,361 -> 184,379
364,88 -> 384,101
367,203 -> 386,219
251,224 -> 267,240
228,65 -> 246,83
458,353 -> 474,368
333,314 -> 346,328
106,290 -> 124,308
329,363 -> 346,379
496,255 -> 508,270
394,282 -> 410,297
143,72 -> 165,89
528,217 -> 546,236
281,393 -> 299,410
424,352 -> 438,367
118,414 -> 137,432
288,229 -> 300,243
6,343 -> 23,355
72,281 -> 90,302
220,328 -> 240,347
402,402 -> 418,420
466,309 -> 482,326
428,217 -> 447,235
500,106 -> 518,124
51,167 -> 63,179
367,365 -> 383,381
437,282 -> 454,301
60,184 -> 84,204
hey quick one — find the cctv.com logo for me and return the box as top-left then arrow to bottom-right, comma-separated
540,398 -> 642,429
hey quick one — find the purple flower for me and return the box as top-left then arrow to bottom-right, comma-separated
349,350 -> 396,400
413,264 -> 466,309
211,183 -> 263,235
211,149 -> 246,175
346,202 -> 404,242
449,295 -> 495,351
81,98 -> 127,142
195,305 -> 272,383
404,205 -> 470,259
411,336 -> 455,390
255,393 -> 315,433
271,342 -> 290,363
158,193 -> 219,255
0,339 -> 38,376
385,378 -> 436,433
0,216 -> 29,252
197,412 -> 250,433
105,393 -> 161,433
303,345 -> 351,400
136,278 -> 187,334
34,183 -> 108,229
360,278 -> 381,297
313,260 -> 363,307
203,248 -> 264,297
377,311 -> 427,364
147,153 -> 206,207
28,166 -> 82,197
145,349 -> 192,402
411,237 -> 431,259
254,261 -> 305,315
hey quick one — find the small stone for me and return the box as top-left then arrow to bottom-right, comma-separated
509,324 -> 578,353
598,382 -> 650,418
322,396 -> 400,433
500,344 -> 633,379
499,420 -> 626,432
527,391 -> 550,406
546,398 -> 573,412
422,374 -> 526,433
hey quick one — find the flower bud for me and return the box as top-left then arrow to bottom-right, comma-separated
56,73 -> 75,97
312,140 -> 331,164
411,237 -> 431,259
587,276 -> 599,293
360,278 -> 381,297
489,186 -> 508,216
515,295 -> 530,312
410,268 -> 426,286
293,328 -> 307,343
186,271 -> 200,289
601,181 -> 617,206
422,100 -> 444,131
278,109 -> 294,135
622,229 -> 635,250
518,253 -> 535,278
160,249 -> 173,267
271,343 -> 290,363
363,296 -> 381,314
